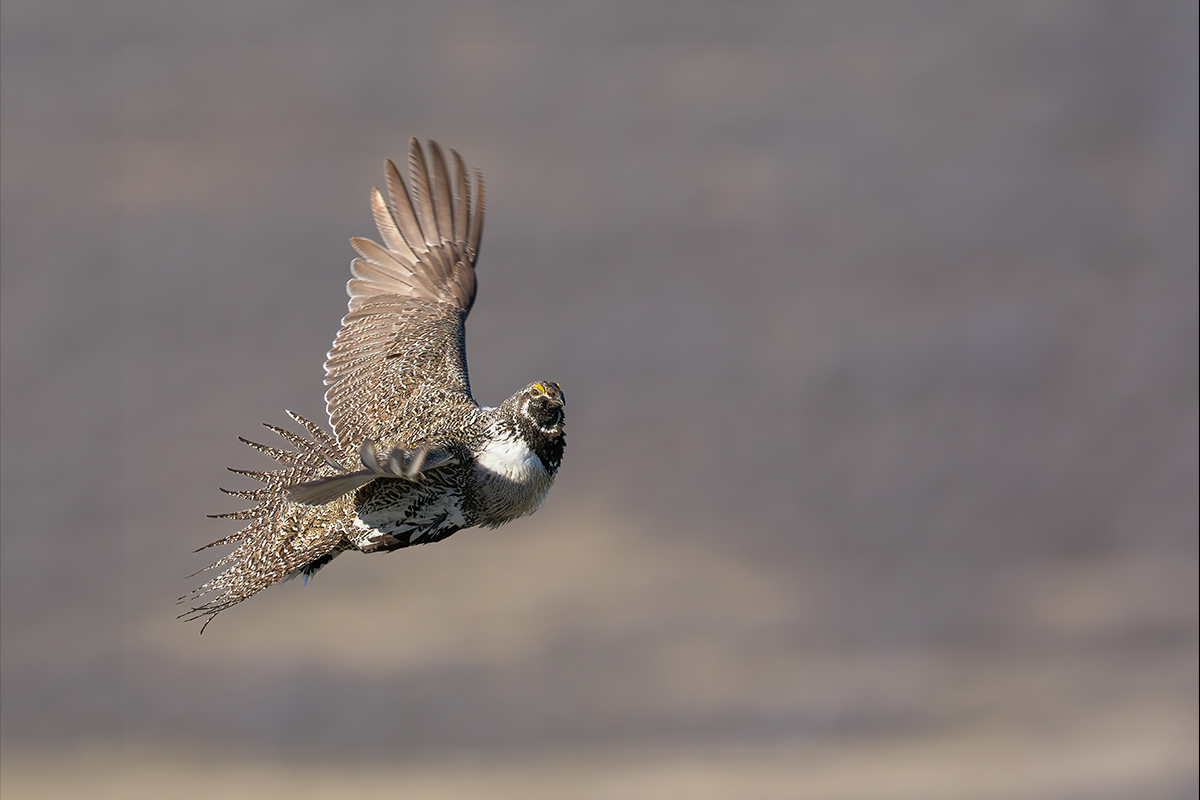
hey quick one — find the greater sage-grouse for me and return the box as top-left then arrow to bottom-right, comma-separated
182,140 -> 565,628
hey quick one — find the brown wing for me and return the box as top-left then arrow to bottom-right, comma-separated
324,139 -> 485,449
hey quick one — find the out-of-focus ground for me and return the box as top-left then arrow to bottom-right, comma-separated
2,2 -> 1197,798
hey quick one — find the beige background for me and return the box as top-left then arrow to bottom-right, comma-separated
2,2 -> 1196,798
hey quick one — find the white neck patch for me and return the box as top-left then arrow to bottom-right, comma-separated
475,430 -> 544,481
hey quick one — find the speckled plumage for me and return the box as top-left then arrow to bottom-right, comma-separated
181,140 -> 565,629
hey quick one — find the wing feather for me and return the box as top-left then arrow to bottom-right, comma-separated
429,142 -> 456,244
347,268 -> 417,297
467,169 -> 485,262
384,158 -> 426,251
369,188 -> 414,260
418,245 -> 451,291
323,139 -> 484,449
452,150 -> 469,247
407,139 -> 440,248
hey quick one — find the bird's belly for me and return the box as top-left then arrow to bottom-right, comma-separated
351,480 -> 468,548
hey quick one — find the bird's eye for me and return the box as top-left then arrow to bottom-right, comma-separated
531,384 -> 545,396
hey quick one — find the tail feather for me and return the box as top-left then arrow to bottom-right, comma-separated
225,467 -> 273,481
262,423 -> 344,471
206,507 -> 269,521
218,486 -> 272,501
235,436 -> 307,467
180,413 -> 360,630
286,410 -> 341,452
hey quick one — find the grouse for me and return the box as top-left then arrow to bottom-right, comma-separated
181,139 -> 565,628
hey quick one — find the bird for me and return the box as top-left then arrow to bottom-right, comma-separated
180,139 -> 565,630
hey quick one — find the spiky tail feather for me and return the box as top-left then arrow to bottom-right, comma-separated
180,411 -> 359,630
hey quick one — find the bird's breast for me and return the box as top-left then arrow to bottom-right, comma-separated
475,431 -> 542,480
471,432 -> 554,525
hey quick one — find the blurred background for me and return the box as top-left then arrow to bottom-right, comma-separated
2,2 -> 1196,798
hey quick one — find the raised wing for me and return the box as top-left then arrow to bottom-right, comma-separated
324,139 -> 485,449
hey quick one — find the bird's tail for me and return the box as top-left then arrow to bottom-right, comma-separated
179,411 -> 357,631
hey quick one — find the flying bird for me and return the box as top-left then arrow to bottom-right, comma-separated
181,140 -> 565,629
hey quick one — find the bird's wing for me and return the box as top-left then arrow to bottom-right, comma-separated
324,138 -> 485,450
285,442 -> 460,506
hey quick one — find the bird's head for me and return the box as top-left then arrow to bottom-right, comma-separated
500,381 -> 566,472
519,380 -> 565,435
